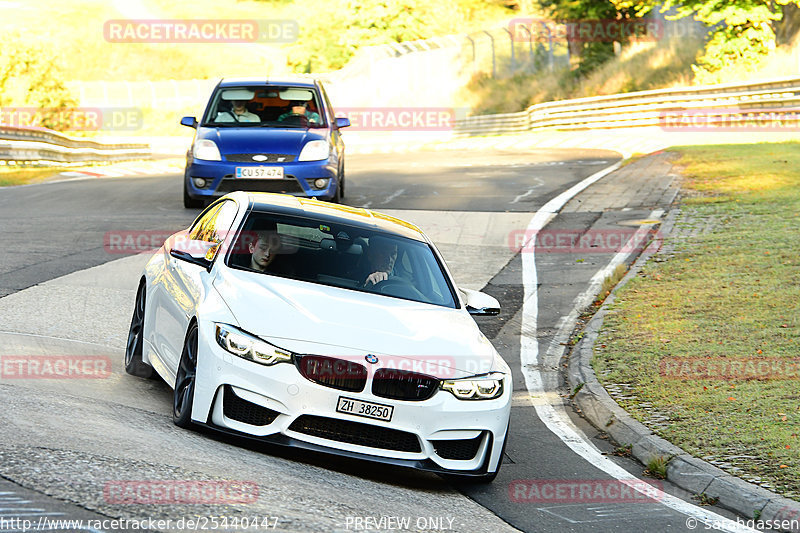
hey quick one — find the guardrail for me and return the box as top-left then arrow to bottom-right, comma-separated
454,76 -> 800,135
0,125 -> 150,164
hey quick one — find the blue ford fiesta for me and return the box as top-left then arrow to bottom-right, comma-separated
180,77 -> 350,208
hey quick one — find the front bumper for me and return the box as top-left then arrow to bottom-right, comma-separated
185,158 -> 339,201
192,324 -> 511,475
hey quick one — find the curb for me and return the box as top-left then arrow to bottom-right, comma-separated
566,207 -> 800,530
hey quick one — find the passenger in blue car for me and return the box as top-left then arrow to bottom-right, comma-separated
216,100 -> 259,123
277,100 -> 320,125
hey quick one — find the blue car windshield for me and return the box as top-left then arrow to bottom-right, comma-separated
202,86 -> 326,128
226,212 -> 458,308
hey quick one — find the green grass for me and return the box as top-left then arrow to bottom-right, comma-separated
0,168 -> 62,186
593,142 -> 800,499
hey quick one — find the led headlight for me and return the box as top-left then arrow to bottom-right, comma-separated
193,139 -> 222,161
441,372 -> 505,400
298,140 -> 330,161
215,324 -> 292,366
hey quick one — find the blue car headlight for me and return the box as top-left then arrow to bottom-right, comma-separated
193,139 -> 222,161
298,140 -> 330,162
215,323 -> 292,366
441,372 -> 505,400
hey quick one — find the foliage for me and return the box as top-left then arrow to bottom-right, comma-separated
609,0 -> 800,82
535,0 -> 635,76
460,35 -> 700,115
0,37 -> 77,130
283,0 -> 515,72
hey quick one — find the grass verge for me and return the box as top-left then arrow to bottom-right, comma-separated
593,142 -> 800,499
0,168 -> 63,186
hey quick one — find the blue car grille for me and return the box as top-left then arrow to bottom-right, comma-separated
224,153 -> 296,163
215,178 -> 304,194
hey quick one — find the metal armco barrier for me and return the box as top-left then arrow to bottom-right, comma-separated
454,76 -> 800,135
0,125 -> 150,164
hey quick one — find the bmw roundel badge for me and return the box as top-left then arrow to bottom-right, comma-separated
365,354 -> 379,364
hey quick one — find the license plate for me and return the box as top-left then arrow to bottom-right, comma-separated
336,396 -> 393,422
235,166 -> 284,179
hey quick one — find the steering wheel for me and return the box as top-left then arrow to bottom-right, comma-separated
280,114 -> 308,126
372,278 -> 425,300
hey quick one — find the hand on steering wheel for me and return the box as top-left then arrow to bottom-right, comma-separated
363,271 -> 389,287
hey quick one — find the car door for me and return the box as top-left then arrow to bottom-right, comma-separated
158,200 -> 239,382
319,82 -> 345,161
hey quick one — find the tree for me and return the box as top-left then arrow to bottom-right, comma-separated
0,39 -> 76,131
609,0 -> 800,81
536,0 -> 638,76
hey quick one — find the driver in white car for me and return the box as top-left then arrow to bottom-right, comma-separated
358,236 -> 398,288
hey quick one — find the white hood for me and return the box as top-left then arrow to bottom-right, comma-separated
212,268 -> 498,379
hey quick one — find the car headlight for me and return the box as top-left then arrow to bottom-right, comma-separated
215,324 -> 292,366
298,140 -> 330,161
193,139 -> 222,161
441,372 -> 505,400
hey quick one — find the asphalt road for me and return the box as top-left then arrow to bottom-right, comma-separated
0,148 -> 743,532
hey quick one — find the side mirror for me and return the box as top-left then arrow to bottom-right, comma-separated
336,117 -> 351,129
180,116 -> 198,129
169,238 -> 217,269
460,288 -> 500,316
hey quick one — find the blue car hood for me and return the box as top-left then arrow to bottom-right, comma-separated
197,126 -> 328,156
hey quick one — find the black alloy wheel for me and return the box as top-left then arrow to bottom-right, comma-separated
124,281 -> 154,378
173,323 -> 199,428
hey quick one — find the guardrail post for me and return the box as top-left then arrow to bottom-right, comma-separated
518,25 -> 534,72
504,27 -> 515,73
466,35 -> 477,73
482,30 -> 496,77
539,22 -> 555,72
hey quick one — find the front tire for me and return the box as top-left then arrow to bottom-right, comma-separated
331,178 -> 342,203
124,281 -> 154,378
173,323 -> 199,428
183,181 -> 204,209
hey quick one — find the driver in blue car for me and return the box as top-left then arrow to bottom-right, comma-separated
277,100 -> 320,124
357,236 -> 398,288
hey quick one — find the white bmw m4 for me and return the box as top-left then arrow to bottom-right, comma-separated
125,192 -> 511,481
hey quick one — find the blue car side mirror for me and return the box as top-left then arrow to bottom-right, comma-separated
180,116 -> 198,129
336,117 -> 350,129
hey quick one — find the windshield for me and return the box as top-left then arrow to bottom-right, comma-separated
226,212 -> 457,308
202,85 -> 326,128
